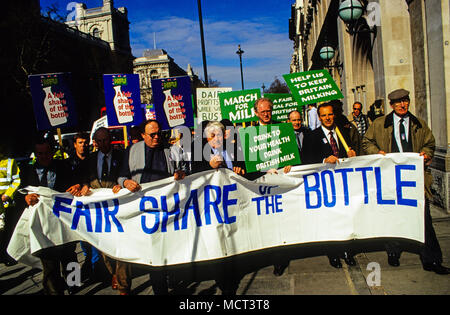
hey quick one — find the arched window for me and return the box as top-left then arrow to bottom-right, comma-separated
150,70 -> 158,80
92,28 -> 100,38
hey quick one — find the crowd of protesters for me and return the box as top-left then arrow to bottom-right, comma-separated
0,89 -> 448,295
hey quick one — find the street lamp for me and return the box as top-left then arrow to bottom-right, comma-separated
338,0 -> 375,35
261,83 -> 266,94
236,45 -> 245,90
197,0 -> 209,87
319,46 -> 335,61
338,0 -> 364,23
319,46 -> 343,73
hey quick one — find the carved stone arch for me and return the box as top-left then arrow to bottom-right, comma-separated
89,24 -> 103,38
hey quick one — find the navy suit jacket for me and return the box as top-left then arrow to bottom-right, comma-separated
300,126 -> 353,165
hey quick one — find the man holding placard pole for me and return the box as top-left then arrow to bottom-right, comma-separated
300,102 -> 357,268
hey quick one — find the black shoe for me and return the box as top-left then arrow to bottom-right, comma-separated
343,252 -> 356,266
273,264 -> 287,276
423,262 -> 450,275
328,257 -> 342,269
387,253 -> 400,267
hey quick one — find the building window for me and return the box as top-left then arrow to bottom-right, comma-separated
92,28 -> 100,38
150,70 -> 158,80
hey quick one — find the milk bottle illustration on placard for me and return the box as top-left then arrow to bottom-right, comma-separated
113,85 -> 133,124
163,83 -> 185,127
43,85 -> 67,126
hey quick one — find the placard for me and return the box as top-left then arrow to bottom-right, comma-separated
152,76 -> 195,130
103,74 -> 144,127
263,93 -> 301,122
196,87 -> 232,122
239,123 -> 301,173
219,89 -> 261,124
283,70 -> 343,106
28,73 -> 78,130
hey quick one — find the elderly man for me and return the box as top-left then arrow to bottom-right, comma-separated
192,121 -> 245,176
362,88 -> 449,275
76,127 -> 130,294
254,98 -> 280,126
191,121 -> 247,294
118,119 -> 187,294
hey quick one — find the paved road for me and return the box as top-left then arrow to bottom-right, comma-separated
1,219 -> 449,296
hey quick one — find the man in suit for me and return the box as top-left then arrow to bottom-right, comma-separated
118,119 -> 187,295
288,110 -> 309,152
362,88 -> 449,275
191,120 -> 246,294
192,121 -> 245,176
301,103 -> 357,268
76,127 -> 131,294
21,137 -> 79,295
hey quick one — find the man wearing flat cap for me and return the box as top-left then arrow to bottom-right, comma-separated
362,88 -> 449,275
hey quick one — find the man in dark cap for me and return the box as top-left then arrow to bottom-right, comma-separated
362,88 -> 449,275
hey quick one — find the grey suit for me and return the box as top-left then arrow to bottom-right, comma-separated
118,141 -> 186,187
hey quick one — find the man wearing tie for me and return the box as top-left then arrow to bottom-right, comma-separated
191,121 -> 246,294
78,127 -> 131,294
192,121 -> 245,176
363,88 -> 449,275
300,103 -> 357,268
287,110 -> 310,153
301,103 -> 357,164
118,119 -> 187,295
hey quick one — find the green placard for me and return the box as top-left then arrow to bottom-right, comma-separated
263,93 -> 302,122
238,123 -> 301,173
219,89 -> 261,124
283,70 -> 343,106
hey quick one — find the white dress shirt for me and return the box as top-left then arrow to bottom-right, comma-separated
321,126 -> 339,149
393,114 -> 410,153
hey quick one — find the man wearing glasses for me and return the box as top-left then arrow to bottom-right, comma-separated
348,101 -> 370,136
363,88 -> 449,275
118,119 -> 187,294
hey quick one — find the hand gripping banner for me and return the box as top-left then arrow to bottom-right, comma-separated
8,153 -> 425,268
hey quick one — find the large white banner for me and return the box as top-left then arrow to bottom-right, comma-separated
8,153 -> 425,268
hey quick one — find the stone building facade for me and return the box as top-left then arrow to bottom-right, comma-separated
65,0 -> 131,55
289,0 -> 450,216
133,49 -> 203,104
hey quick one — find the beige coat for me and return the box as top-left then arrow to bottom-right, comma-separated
362,111 -> 435,199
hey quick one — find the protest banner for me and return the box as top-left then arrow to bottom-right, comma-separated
28,73 -> 78,131
152,76 -> 195,130
196,87 -> 232,122
263,93 -> 301,122
8,153 -> 425,268
239,123 -> 301,173
219,89 -> 261,124
283,70 -> 344,106
103,74 -> 144,127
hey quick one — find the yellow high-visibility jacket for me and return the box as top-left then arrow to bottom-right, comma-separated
0,155 -> 21,208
